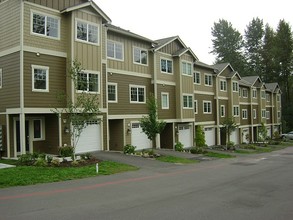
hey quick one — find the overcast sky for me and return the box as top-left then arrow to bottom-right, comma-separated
95,0 -> 292,64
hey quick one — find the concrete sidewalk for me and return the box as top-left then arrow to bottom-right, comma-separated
0,163 -> 15,169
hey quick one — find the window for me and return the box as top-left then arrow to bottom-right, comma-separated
182,62 -> 192,76
220,105 -> 225,117
33,119 -> 45,141
0,68 -> 2,89
277,94 -> 281,102
193,72 -> 200,84
194,100 -> 198,114
203,101 -> 212,114
242,109 -> 248,119
76,20 -> 98,44
252,89 -> 257,98
130,85 -> 145,103
161,59 -> 173,73
261,109 -> 266,118
161,92 -> 169,109
266,94 -> 270,102
107,40 -> 123,60
277,111 -> 281,119
261,90 -> 266,99
266,111 -> 270,119
183,95 -> 193,108
253,109 -> 257,119
242,88 -> 248,98
232,81 -> 239,92
108,83 -> 117,102
32,65 -> 49,92
233,106 -> 240,117
133,47 -> 147,65
205,74 -> 213,86
77,71 -> 99,93
32,11 -> 59,38
220,80 -> 227,91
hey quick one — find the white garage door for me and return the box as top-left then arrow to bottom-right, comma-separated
75,121 -> 102,154
205,127 -> 215,146
131,123 -> 152,150
230,129 -> 239,145
267,126 -> 271,138
178,125 -> 192,148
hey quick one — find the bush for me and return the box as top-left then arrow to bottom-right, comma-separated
240,144 -> 257,150
46,155 -> 53,163
34,158 -> 48,167
175,142 -> 184,152
190,147 -> 206,154
59,146 -> 74,157
51,159 -> 60,167
71,160 -> 79,166
123,144 -> 136,154
18,153 -> 34,166
227,141 -> 235,150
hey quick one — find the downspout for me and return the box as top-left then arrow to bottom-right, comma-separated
215,74 -> 220,145
250,87 -> 254,143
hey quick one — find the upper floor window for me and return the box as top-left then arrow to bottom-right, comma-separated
76,20 -> 98,44
32,65 -> 49,92
183,95 -> 193,109
220,80 -> 227,91
108,83 -> 117,102
220,105 -> 225,117
242,88 -> 248,98
161,59 -> 173,73
204,74 -> 213,86
232,81 -> 239,92
32,11 -> 60,39
277,94 -> 281,102
252,89 -> 257,98
261,109 -> 266,118
203,101 -> 212,114
161,92 -> 169,109
107,40 -> 123,60
233,105 -> 240,117
277,111 -> 281,119
253,109 -> 257,119
266,94 -> 270,102
77,71 -> 99,93
193,72 -> 200,84
194,100 -> 198,114
266,111 -> 270,119
0,68 -> 2,89
130,85 -> 145,103
261,90 -> 266,99
182,62 -> 192,76
133,47 -> 147,65
242,109 -> 248,119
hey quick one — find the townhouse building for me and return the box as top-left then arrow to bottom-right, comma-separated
0,0 -> 282,158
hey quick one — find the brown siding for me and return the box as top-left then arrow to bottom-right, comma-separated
158,40 -> 184,55
23,52 -> 67,108
157,84 -> 176,119
240,105 -> 250,125
195,94 -> 215,122
25,0 -> 87,10
0,52 -> 21,112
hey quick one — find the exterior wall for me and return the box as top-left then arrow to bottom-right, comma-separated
240,104 -> 250,125
0,52 -> 21,112
109,119 -> 124,151
156,52 -> 176,83
25,0 -> 86,10
157,84 -> 176,119
219,99 -> 229,123
0,0 -> 21,52
194,94 -> 215,123
158,40 -> 184,54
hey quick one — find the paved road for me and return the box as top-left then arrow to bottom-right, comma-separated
0,148 -> 293,220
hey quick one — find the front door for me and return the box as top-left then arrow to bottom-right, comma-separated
16,120 -> 29,154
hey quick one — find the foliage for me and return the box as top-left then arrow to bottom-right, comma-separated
220,117 -> 238,148
195,126 -> 206,148
123,144 -> 136,154
227,141 -> 235,150
17,153 -> 34,166
258,122 -> 268,143
58,145 -> 74,157
240,144 -> 257,150
174,142 -> 184,152
140,94 -> 166,148
190,147 -> 206,154
33,158 -> 48,167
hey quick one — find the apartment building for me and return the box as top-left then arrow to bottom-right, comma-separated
0,0 -> 281,158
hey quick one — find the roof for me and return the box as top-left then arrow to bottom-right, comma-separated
239,78 -> 252,87
194,61 -> 215,71
211,63 -> 231,74
61,1 -> 111,23
265,83 -> 281,93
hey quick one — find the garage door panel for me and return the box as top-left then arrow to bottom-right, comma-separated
131,123 -> 152,150
205,127 -> 215,146
178,125 -> 192,148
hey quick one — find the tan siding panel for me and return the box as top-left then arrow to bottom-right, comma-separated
157,85 -> 176,119
25,0 -> 86,10
194,95 -> 215,122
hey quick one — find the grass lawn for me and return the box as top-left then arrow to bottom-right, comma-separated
204,151 -> 235,158
156,155 -> 199,164
236,142 -> 292,154
0,161 -> 138,188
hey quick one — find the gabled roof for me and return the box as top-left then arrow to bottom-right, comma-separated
61,1 -> 111,23
265,83 -> 281,93
194,61 -> 215,71
242,76 -> 263,87
239,78 -> 253,87
211,63 -> 240,79
105,24 -> 156,44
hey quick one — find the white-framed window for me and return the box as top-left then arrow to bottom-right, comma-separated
182,62 -> 192,76
242,88 -> 248,98
239,88 -> 242,97
133,47 -> 148,65
261,109 -> 266,118
232,81 -> 239,92
277,94 -> 281,102
183,94 -> 193,109
193,72 -> 200,84
76,19 -> 99,44
220,80 -> 227,91
266,111 -> 270,119
220,105 -> 225,117
77,71 -> 100,93
203,101 -> 212,114
107,40 -> 123,60
31,11 -> 60,39
108,82 -> 117,102
161,92 -> 169,109
277,111 -> 281,119
266,94 -> 270,102
253,109 -> 257,119
252,89 -> 257,98
32,65 -> 49,92
130,85 -> 146,103
194,100 -> 198,114
261,90 -> 266,99
204,74 -> 213,86
0,68 -> 2,89
33,119 -> 45,140
161,59 -> 173,74
242,109 -> 248,119
233,105 -> 240,117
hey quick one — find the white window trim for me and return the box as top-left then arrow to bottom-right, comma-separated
32,65 -> 49,92
253,109 -> 257,119
204,74 -> 213,86
266,111 -> 270,119
75,18 -> 99,45
107,40 -> 124,61
193,72 -> 201,85
220,80 -> 227,91
242,88 -> 248,98
32,118 -> 45,141
266,94 -> 270,102
160,58 -> 173,74
181,61 -> 192,76
30,10 -> 60,40
108,82 -> 118,103
220,105 -> 225,117
233,105 -> 240,117
182,94 -> 193,109
232,81 -> 239,92
194,100 -> 198,114
77,70 -> 100,94
277,111 -> 281,119
161,92 -> 169,109
203,101 -> 212,114
252,89 -> 257,98
261,109 -> 266,118
129,84 -> 146,103
133,47 -> 148,66
0,68 -> 2,89
261,90 -> 266,99
242,109 -> 248,119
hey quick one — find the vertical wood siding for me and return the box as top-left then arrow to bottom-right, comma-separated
25,0 -> 86,10
157,84 -> 176,119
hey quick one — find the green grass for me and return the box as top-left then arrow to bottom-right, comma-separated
204,151 -> 235,158
0,161 -> 138,188
0,159 -> 18,165
156,155 -> 199,164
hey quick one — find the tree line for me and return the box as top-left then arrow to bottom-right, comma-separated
210,18 -> 293,132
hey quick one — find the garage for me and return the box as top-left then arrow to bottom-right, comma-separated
267,126 -> 272,138
75,120 -> 102,154
205,127 -> 215,146
230,129 -> 239,145
178,124 -> 193,148
131,123 -> 152,150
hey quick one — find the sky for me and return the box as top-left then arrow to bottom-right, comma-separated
95,0 -> 292,64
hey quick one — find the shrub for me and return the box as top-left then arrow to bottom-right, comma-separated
59,146 -> 74,157
227,141 -> 235,150
34,158 -> 48,167
123,144 -> 136,154
175,142 -> 184,152
71,160 -> 79,166
190,147 -> 206,154
51,159 -> 60,167
46,155 -> 53,163
18,153 -> 34,166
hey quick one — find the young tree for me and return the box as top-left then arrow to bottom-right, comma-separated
140,94 -> 166,149
220,117 -> 238,149
195,126 -> 206,148
258,122 -> 268,144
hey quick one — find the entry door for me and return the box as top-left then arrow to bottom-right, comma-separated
16,120 -> 29,153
